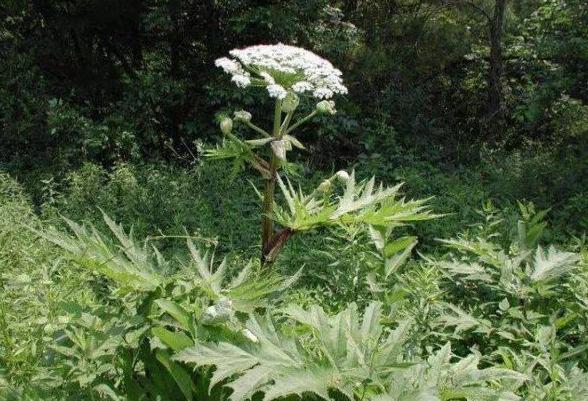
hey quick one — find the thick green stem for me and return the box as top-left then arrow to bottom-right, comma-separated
284,110 -> 317,135
261,100 -> 283,266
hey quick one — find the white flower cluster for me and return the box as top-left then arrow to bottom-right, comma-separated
215,44 -> 347,100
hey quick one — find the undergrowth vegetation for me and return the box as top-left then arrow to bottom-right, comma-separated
2,158 -> 587,401
1,42 -> 587,401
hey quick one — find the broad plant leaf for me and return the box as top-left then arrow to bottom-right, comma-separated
37,213 -> 165,294
272,170 -> 437,232
176,302 -> 522,401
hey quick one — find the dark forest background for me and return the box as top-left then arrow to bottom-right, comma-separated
1,0 -> 587,239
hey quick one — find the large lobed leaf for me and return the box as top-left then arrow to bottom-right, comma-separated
273,170 -> 437,232
37,213 -> 165,294
176,302 -> 523,401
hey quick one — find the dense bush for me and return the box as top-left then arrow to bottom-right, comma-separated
2,0 -> 587,167
0,174 -> 96,393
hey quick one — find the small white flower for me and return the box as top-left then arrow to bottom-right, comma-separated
215,57 -> 240,73
292,81 -> 313,93
267,84 -> 288,99
215,44 -> 347,100
231,74 -> 251,88
313,87 -> 334,99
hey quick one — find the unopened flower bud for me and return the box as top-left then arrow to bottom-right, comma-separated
335,170 -> 350,182
317,179 -> 333,193
233,110 -> 252,123
315,100 -> 336,115
281,92 -> 300,113
220,117 -> 233,135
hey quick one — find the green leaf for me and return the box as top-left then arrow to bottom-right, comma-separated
152,327 -> 193,352
383,236 -> 417,258
155,350 -> 195,401
263,366 -> 340,401
384,237 -> 417,277
273,171 -> 436,233
530,246 -> 580,283
225,366 -> 273,401
175,342 -> 260,388
498,298 -> 510,311
37,214 -> 164,294
155,299 -> 192,332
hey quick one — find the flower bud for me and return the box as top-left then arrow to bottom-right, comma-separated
233,110 -> 252,123
317,179 -> 333,193
335,170 -> 350,182
281,92 -> 300,113
220,117 -> 233,135
315,100 -> 336,115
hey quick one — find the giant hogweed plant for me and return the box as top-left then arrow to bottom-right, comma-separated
170,45 -> 524,401
208,44 -> 434,267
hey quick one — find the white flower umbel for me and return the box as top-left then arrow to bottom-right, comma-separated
215,44 -> 348,99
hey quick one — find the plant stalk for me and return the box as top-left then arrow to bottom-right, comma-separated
284,110 -> 316,135
261,100 -> 283,266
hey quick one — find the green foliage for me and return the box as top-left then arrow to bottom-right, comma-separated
23,208 -> 306,400
40,212 -> 299,313
39,161 -> 259,254
46,99 -> 140,165
177,302 -> 524,401
1,160 -> 587,401
430,205 -> 588,399
40,213 -> 168,294
2,1 -> 588,399
273,171 -> 435,232
0,173 -> 95,391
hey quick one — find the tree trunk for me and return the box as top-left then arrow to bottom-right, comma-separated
487,0 -> 507,136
